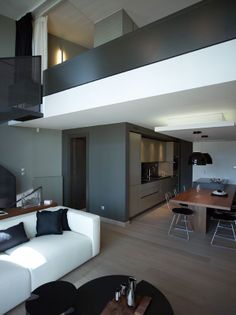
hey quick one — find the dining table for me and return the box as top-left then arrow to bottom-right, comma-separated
170,185 -> 236,234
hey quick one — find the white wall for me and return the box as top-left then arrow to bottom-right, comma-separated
193,141 -> 236,184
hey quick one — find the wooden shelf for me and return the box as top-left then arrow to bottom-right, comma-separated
0,202 -> 58,220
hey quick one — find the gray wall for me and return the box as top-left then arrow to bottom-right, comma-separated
63,123 -> 128,221
48,33 -> 88,67
179,140 -> 193,191
94,9 -> 137,47
0,125 -> 63,204
193,141 -> 236,184
122,10 -> 138,35
0,14 -> 15,57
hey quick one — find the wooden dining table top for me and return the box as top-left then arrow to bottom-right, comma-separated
171,185 -> 236,211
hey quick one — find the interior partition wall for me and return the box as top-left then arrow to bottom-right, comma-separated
62,123 -> 128,222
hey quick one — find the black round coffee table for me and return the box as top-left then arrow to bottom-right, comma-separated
25,280 -> 77,315
75,275 -> 174,315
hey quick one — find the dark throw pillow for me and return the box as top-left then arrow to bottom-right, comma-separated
36,210 -> 63,237
58,208 -> 71,231
0,222 -> 29,252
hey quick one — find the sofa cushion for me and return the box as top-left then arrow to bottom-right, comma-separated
0,222 -> 29,252
59,208 -> 71,231
36,210 -> 63,236
6,231 -> 93,290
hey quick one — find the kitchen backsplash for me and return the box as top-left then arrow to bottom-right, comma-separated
142,161 -> 173,179
158,162 -> 173,177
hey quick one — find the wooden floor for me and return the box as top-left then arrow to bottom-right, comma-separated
7,204 -> 236,315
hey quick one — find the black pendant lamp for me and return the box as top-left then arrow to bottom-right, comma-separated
188,152 -> 207,165
203,153 -> 213,164
188,130 -> 213,166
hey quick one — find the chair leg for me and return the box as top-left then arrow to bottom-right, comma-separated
168,214 -> 176,235
175,214 -> 180,225
183,215 -> 190,241
211,220 -> 236,249
231,222 -> 236,241
168,214 -> 191,240
211,221 -> 220,246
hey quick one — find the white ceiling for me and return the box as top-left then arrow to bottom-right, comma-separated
0,0 -> 201,48
0,0 -> 46,20
16,81 -> 236,142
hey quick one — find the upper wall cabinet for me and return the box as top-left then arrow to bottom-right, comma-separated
141,138 -> 166,162
166,142 -> 174,162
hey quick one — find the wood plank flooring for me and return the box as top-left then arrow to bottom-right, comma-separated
7,204 -> 236,315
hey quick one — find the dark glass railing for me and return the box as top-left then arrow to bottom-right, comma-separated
0,56 -> 43,123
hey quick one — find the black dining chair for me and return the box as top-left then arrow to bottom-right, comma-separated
210,194 -> 236,249
165,192 -> 194,241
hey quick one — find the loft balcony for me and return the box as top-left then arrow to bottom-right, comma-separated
43,0 -> 236,97
10,0 -> 236,130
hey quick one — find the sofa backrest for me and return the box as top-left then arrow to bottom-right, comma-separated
0,212 -> 37,238
0,206 -> 69,238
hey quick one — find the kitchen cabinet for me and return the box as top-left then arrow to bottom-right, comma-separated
129,185 -> 141,217
161,176 -> 178,196
129,132 -> 141,217
129,132 -> 179,217
141,138 -> 166,162
139,176 -> 178,212
140,180 -> 163,211
129,132 -> 141,186
166,142 -> 174,162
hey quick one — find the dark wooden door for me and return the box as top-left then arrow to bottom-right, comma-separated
70,137 -> 86,209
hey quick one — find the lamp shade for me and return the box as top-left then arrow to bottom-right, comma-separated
188,152 -> 207,165
203,153 -> 213,164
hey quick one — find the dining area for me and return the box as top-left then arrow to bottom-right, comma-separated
166,182 -> 236,249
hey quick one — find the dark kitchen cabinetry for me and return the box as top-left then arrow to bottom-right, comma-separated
141,138 -> 166,162
140,180 -> 163,211
161,176 -> 178,195
129,132 -> 141,217
139,176 -> 178,212
128,129 -> 191,219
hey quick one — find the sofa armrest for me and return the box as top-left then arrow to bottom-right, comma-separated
67,209 -> 100,256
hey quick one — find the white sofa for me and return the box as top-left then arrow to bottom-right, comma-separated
0,206 -> 100,315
